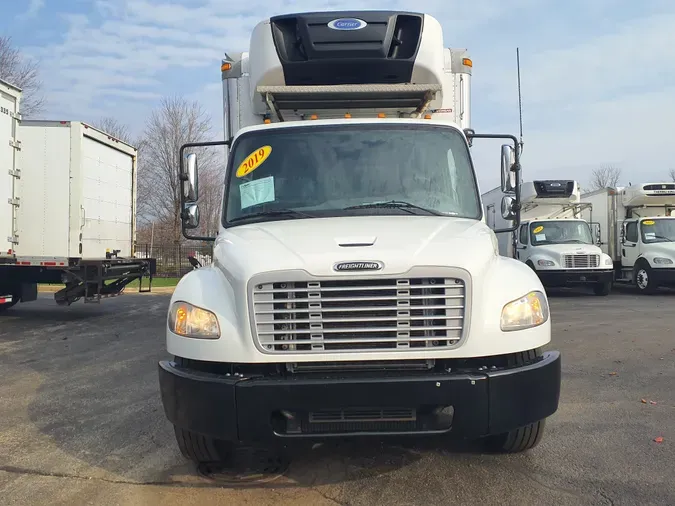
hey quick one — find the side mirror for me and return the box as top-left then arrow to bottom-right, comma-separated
182,203 -> 200,229
501,195 -> 516,220
183,153 -> 199,201
500,145 -> 517,193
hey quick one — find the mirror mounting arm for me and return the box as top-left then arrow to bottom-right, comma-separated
178,140 -> 231,242
466,131 -> 522,234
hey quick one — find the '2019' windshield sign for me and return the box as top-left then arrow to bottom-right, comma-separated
327,18 -> 368,30
334,261 -> 383,272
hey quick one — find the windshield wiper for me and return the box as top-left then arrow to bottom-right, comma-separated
343,200 -> 446,216
229,209 -> 316,223
651,234 -> 673,242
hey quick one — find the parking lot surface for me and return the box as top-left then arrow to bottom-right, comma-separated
1,288 -> 673,506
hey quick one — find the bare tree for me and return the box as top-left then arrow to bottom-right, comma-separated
91,116 -> 134,145
0,36 -> 44,117
137,96 -> 221,243
589,165 -> 622,190
669,168 -> 675,182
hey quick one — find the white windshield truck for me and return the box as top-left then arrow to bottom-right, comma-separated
158,11 -> 561,464
581,183 -> 675,294
483,180 -> 614,295
0,78 -> 154,311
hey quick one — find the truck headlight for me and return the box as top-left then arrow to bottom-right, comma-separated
537,259 -> 555,266
604,257 -> 613,266
168,301 -> 220,339
653,257 -> 673,265
500,291 -> 549,332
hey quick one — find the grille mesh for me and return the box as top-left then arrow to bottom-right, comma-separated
562,254 -> 600,269
251,276 -> 465,353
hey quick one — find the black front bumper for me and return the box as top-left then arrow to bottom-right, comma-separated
536,269 -> 614,287
158,351 -> 561,444
651,267 -> 675,286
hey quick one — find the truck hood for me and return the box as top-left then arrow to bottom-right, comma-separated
645,242 -> 675,259
215,216 -> 497,279
532,243 -> 601,256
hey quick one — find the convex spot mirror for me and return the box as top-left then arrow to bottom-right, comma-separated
501,195 -> 516,220
183,203 -> 200,229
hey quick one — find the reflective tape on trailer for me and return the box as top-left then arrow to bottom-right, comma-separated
0,296 -> 13,304
13,257 -> 68,266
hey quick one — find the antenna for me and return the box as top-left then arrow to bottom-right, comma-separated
516,47 -> 524,156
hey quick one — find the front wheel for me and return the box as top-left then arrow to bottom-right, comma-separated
634,262 -> 658,294
173,426 -> 234,464
593,279 -> 612,296
485,419 -> 547,453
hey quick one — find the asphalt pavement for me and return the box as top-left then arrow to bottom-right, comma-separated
0,287 -> 673,506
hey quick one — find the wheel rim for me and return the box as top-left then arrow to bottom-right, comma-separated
636,269 -> 649,289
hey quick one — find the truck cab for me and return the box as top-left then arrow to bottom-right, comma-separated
158,11 -> 561,464
617,184 -> 675,293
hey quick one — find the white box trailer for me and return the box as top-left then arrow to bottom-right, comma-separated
1,79 -> 21,259
581,183 -> 675,293
482,180 -> 614,295
0,99 -> 155,311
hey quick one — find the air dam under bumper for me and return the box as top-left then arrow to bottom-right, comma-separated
158,351 -> 561,444
535,269 -> 614,287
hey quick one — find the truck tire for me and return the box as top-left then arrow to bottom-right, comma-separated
173,426 -> 233,464
486,419 -> 547,453
593,280 -> 611,296
633,261 -> 658,294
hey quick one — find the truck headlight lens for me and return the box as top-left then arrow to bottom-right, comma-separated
537,259 -> 554,266
653,257 -> 673,265
168,301 -> 220,339
500,291 -> 549,332
604,257 -> 613,266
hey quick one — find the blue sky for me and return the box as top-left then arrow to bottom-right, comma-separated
3,0 -> 675,191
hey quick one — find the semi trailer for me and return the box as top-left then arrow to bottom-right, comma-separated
581,183 -> 675,293
158,11 -> 561,464
483,180 -> 614,295
0,78 -> 155,311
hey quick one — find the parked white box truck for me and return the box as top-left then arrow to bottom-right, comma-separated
483,180 -> 614,295
158,11 -> 561,464
581,183 -> 675,293
0,79 -> 155,311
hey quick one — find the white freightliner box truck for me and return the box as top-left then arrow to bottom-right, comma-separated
158,11 -> 561,463
0,79 -> 155,311
483,180 -> 614,295
581,183 -> 675,293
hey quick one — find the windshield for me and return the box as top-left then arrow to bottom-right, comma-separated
640,218 -> 675,243
529,220 -> 593,245
223,124 -> 481,225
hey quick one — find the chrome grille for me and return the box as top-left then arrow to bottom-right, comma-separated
563,254 -> 600,269
251,276 -> 466,353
